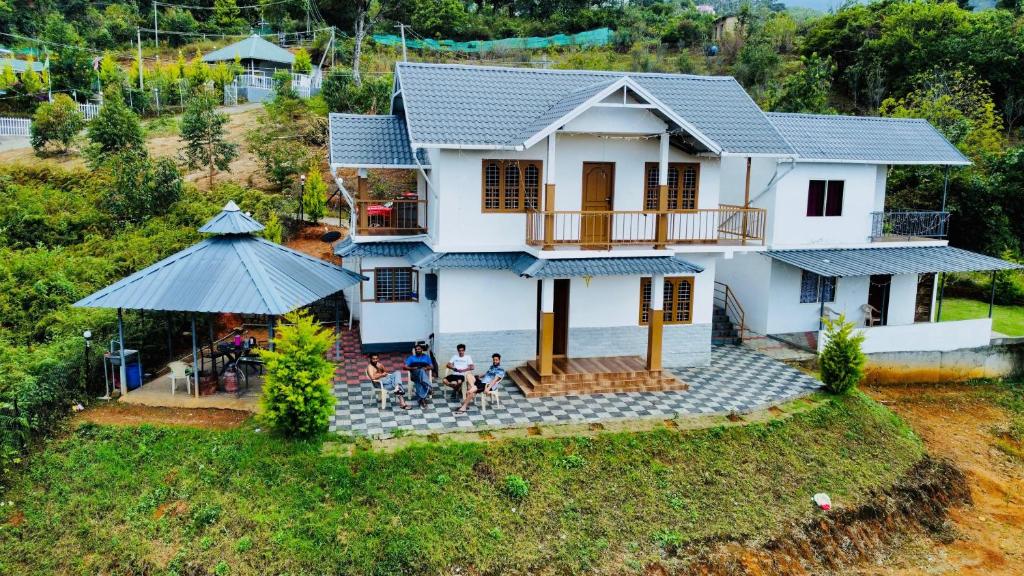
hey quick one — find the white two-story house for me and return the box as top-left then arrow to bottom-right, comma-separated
328,63 -> 1019,394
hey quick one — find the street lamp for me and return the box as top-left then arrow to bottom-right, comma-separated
299,174 -> 307,224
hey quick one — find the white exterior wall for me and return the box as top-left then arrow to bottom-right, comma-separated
356,256 -> 432,347
768,162 -> 883,247
820,318 -> 993,354
715,251 -> 773,335
764,260 -> 869,334
435,270 -> 536,333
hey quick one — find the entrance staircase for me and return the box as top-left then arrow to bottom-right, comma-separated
510,356 -> 687,397
712,306 -> 741,346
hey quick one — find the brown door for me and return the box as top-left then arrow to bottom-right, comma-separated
581,162 -> 614,246
536,279 -> 571,357
867,274 -> 892,326
914,273 -> 935,322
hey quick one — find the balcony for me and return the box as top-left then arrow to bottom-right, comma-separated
525,206 -> 766,249
355,197 -> 427,236
870,211 -> 950,241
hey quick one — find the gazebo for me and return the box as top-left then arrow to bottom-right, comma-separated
201,34 -> 295,75
75,202 -> 363,398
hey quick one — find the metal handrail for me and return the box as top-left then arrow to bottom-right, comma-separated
713,281 -> 746,342
871,210 -> 950,239
354,197 -> 428,235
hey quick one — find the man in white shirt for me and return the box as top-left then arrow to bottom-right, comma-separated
444,343 -> 476,392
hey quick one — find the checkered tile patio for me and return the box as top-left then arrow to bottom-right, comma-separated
330,329 -> 821,438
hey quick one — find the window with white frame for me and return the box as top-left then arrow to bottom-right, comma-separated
806,180 -> 844,217
799,270 -> 836,304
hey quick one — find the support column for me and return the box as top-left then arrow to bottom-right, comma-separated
538,278 -> 555,376
268,316 -> 277,352
655,133 -> 670,249
191,314 -> 199,398
989,270 -> 997,318
543,134 -> 557,250
334,294 -> 341,360
357,168 -> 369,233
646,274 -> 665,371
742,157 -> 752,246
117,308 -> 128,397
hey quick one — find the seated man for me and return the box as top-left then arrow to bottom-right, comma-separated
366,354 -> 410,410
444,344 -> 476,393
404,343 -> 433,408
454,353 -> 505,414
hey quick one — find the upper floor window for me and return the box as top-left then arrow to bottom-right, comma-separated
481,160 -> 542,213
644,162 -> 699,211
639,276 -> 694,325
799,270 -> 836,304
363,267 -> 419,303
806,180 -> 844,217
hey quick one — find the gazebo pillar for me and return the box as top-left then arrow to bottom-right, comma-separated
117,308 -> 128,396
334,295 -> 341,360
191,314 -> 199,398
538,278 -> 555,376
646,274 -> 665,371
268,316 -> 276,351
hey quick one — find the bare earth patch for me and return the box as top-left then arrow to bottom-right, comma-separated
74,402 -> 250,430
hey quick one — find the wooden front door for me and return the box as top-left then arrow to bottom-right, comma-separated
581,162 -> 614,246
867,274 -> 892,326
914,273 -> 935,322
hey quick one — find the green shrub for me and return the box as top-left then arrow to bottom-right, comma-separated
86,89 -> 144,165
819,315 -> 866,394
503,474 -> 530,500
259,310 -> 336,437
30,94 -> 85,153
302,165 -> 327,224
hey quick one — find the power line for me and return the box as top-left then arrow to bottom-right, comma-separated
153,0 -> 296,10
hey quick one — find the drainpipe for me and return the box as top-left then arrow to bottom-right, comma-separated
746,157 -> 795,208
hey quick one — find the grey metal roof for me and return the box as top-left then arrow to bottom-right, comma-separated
406,244 -> 523,269
766,113 -> 970,165
328,114 -> 428,168
512,254 -> 704,278
334,237 -> 423,258
74,236 -> 364,314
765,246 -> 1022,277
0,58 -> 46,73
198,201 -> 264,234
395,62 -> 794,155
202,35 -> 295,65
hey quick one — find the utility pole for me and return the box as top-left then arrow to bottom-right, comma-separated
153,3 -> 159,52
137,28 -> 144,90
397,23 -> 408,62
305,0 -> 311,35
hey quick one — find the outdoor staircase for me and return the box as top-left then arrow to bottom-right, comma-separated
510,356 -> 687,397
712,306 -> 741,346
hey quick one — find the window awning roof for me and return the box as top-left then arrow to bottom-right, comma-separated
765,246 -> 1022,277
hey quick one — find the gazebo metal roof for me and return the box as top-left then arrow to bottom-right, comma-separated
75,203 -> 363,315
202,35 -> 296,65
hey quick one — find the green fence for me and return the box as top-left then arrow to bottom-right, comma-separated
372,27 -> 614,53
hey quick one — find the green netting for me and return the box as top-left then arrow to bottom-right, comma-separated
372,27 -> 613,53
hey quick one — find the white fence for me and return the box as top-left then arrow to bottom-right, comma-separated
78,103 -> 99,120
237,74 -> 274,90
0,117 -> 31,136
237,72 -> 320,99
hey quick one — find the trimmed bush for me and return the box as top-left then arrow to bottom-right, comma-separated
819,314 -> 866,394
30,94 -> 85,153
259,310 -> 336,437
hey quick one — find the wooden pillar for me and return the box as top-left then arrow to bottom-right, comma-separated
538,278 -> 555,376
117,308 -> 128,396
741,157 -> 752,246
655,133 -> 670,249
646,274 -> 665,371
357,168 -> 369,233
543,134 -> 557,250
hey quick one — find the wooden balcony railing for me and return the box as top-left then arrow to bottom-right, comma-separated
355,198 -> 427,236
525,206 -> 767,249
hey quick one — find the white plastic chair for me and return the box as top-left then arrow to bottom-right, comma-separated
477,377 -> 503,413
366,366 -> 389,410
167,361 -> 191,395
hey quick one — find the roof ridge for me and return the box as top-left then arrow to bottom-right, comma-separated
394,61 -> 736,82
767,112 -> 928,123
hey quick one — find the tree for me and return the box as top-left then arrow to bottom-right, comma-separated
818,315 -> 866,395
20,56 -> 43,94
212,0 -> 248,33
351,0 -> 382,86
180,91 -> 238,187
102,149 -> 184,225
86,89 -> 145,166
0,62 -> 16,91
293,48 -> 313,74
302,164 -> 327,224
258,310 -> 336,437
41,14 -> 93,94
30,94 -> 85,154
734,37 -> 779,93
766,54 -> 835,114
263,212 -> 284,243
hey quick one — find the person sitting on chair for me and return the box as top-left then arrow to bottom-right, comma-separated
455,353 -> 505,414
405,343 -> 433,408
366,354 -> 410,410
444,344 -> 476,393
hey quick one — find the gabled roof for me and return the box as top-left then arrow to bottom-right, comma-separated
765,246 -> 1021,277
75,203 -> 363,315
766,113 -> 971,166
202,35 -> 295,65
328,114 -> 428,168
394,62 -> 794,155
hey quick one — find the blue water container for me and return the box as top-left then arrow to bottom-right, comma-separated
125,362 -> 142,390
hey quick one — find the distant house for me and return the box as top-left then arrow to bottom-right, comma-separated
713,15 -> 739,42
202,34 -> 295,76
0,56 -> 47,74
696,4 -> 716,15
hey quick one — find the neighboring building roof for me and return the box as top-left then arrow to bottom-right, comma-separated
0,57 -> 46,73
75,203 -> 363,315
512,254 -> 704,278
334,237 -> 423,258
202,35 -> 295,65
765,246 -> 1022,277
328,114 -> 428,168
766,113 -> 971,166
394,62 -> 794,155
197,200 -> 264,234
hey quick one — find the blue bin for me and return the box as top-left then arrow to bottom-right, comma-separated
125,362 -> 142,390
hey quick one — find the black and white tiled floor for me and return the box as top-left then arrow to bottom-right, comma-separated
329,345 -> 820,438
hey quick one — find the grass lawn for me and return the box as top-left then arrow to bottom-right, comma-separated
0,393 -> 923,576
940,297 -> 1024,336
